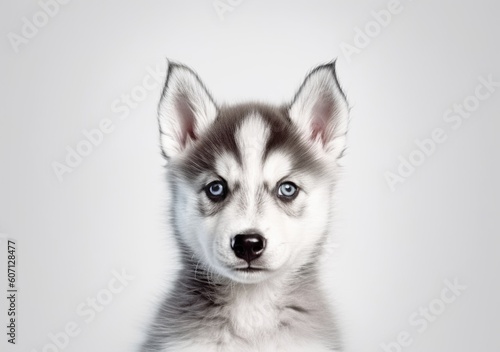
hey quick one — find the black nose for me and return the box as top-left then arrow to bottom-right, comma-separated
231,234 -> 266,263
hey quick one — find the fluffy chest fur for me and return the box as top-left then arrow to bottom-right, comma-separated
144,263 -> 339,352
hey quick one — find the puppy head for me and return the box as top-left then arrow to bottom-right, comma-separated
158,62 -> 348,284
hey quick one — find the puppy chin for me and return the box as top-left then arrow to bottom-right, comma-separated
223,267 -> 272,284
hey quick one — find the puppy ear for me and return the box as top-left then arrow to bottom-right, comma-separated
289,61 -> 349,159
158,62 -> 217,159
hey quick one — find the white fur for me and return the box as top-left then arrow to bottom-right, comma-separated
234,114 -> 271,217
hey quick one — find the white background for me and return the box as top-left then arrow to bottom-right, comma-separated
1,0 -> 499,351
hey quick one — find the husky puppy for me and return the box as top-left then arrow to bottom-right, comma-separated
143,61 -> 349,352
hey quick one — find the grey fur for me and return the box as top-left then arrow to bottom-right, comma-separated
174,103 -> 325,181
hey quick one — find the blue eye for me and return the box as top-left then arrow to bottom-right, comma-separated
277,182 -> 298,200
205,180 -> 227,201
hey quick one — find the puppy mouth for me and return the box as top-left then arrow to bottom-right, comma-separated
233,266 -> 267,273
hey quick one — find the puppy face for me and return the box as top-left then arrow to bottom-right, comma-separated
159,62 -> 348,283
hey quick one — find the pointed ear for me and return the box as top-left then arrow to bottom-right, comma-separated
289,61 -> 349,159
158,62 -> 217,159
